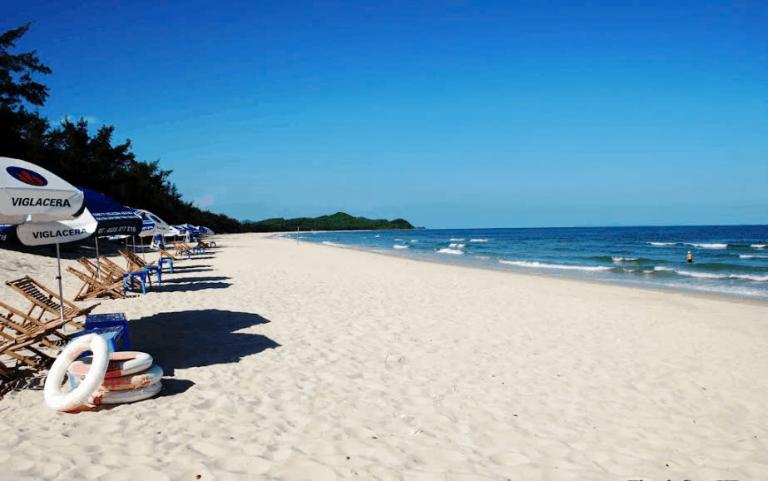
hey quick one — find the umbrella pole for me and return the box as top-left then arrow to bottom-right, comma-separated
95,236 -> 101,278
55,243 -> 65,321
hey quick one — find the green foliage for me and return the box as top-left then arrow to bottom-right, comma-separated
242,212 -> 413,232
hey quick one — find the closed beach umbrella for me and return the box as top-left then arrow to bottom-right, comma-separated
0,157 -> 87,320
0,157 -> 84,224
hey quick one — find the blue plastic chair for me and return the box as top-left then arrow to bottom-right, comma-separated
158,256 -> 174,274
123,271 -> 149,294
85,313 -> 132,350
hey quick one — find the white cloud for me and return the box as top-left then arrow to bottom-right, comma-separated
194,194 -> 216,209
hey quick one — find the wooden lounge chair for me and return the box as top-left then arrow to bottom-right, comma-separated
67,266 -> 125,300
0,301 -> 71,368
173,241 -> 203,256
196,239 -> 216,249
5,276 -> 99,330
98,256 -> 127,279
119,249 -> 164,281
97,255 -> 150,293
160,247 -> 177,260
0,327 -> 49,370
119,249 -> 155,272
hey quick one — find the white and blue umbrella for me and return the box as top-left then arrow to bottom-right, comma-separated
0,157 -> 84,224
83,188 -> 143,237
80,188 -> 143,276
0,158 -> 89,320
134,209 -> 172,238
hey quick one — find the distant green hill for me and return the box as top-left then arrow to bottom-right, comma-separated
242,212 -> 414,232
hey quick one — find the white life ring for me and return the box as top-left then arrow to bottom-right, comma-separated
90,380 -> 162,406
44,334 -> 109,412
80,364 -> 163,392
69,351 -> 153,378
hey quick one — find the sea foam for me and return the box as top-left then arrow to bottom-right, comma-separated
654,266 -> 768,282
687,243 -> 728,249
437,248 -> 464,255
449,242 -> 466,249
499,260 -> 612,271
469,238 -> 489,243
321,241 -> 347,248
393,244 -> 409,250
612,256 -> 638,263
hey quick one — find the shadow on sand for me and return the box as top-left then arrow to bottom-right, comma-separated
171,264 -> 211,270
154,281 -> 232,293
161,276 -> 230,284
130,309 -> 280,377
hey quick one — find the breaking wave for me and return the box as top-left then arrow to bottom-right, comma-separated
499,260 -> 613,272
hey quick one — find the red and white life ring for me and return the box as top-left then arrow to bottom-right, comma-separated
69,351 -> 153,378
90,381 -> 162,406
44,334 -> 109,412
79,364 -> 163,392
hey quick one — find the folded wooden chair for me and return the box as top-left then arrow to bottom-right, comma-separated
119,249 -> 154,271
119,249 -> 164,282
98,255 -> 149,293
0,329 -> 47,370
5,277 -> 99,330
0,300 -> 70,367
160,247 -> 177,260
67,266 -> 125,300
174,241 -> 203,256
98,256 -> 127,279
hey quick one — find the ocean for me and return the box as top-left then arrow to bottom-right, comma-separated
292,225 -> 768,301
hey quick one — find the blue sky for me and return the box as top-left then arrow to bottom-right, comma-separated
4,0 -> 767,227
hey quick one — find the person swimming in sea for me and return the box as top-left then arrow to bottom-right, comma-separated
687,251 -> 693,263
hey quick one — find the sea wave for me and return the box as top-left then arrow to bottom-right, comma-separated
752,244 -> 767,249
612,256 -> 639,263
449,242 -> 466,249
392,244 -> 409,250
321,241 -> 347,248
649,241 -> 734,250
449,238 -> 465,242
687,243 -> 728,249
740,254 -> 768,259
654,266 -> 768,282
437,248 -> 463,255
499,260 -> 613,272
469,238 -> 489,243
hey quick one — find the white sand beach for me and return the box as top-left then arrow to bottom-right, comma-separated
1,233 -> 767,481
